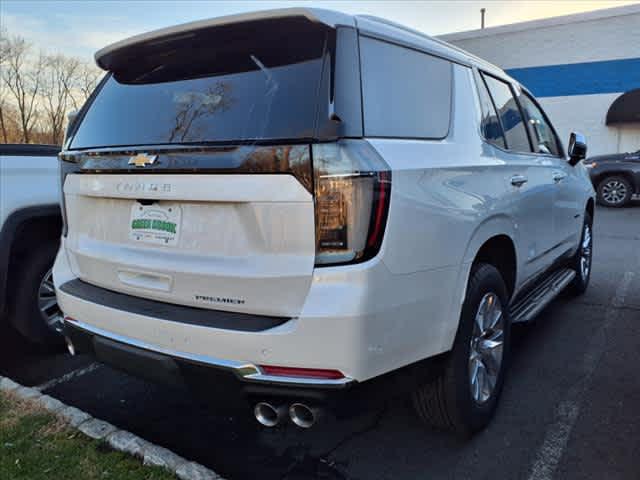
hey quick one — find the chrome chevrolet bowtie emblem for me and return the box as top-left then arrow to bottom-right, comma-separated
128,153 -> 158,167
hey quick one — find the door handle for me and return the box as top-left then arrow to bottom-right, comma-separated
511,175 -> 528,187
552,171 -> 568,183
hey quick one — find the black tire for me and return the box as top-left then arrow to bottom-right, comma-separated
8,242 -> 63,347
567,212 -> 593,296
412,263 -> 511,437
597,175 -> 632,207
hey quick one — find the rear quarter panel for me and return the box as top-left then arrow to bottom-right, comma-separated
365,64 -> 520,358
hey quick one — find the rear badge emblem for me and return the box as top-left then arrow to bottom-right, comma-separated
128,153 -> 158,167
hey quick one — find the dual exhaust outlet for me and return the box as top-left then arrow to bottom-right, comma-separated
254,402 -> 319,429
69,329 -> 317,429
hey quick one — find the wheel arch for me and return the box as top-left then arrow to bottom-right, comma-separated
447,215 -> 518,351
0,205 -> 62,316
472,235 -> 517,300
594,170 -> 635,192
441,219 -> 518,361
461,215 -> 519,297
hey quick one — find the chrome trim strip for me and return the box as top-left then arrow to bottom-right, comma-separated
65,319 -> 354,388
66,318 -> 253,370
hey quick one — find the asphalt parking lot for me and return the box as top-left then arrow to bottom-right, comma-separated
2,204 -> 639,480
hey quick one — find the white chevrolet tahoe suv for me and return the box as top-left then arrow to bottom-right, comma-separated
54,9 -> 595,435
1,143 -> 63,346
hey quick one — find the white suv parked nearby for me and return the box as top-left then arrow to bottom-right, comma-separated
54,9 -> 595,435
1,144 -> 63,346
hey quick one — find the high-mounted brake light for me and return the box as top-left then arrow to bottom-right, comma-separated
259,365 -> 345,380
312,140 -> 391,266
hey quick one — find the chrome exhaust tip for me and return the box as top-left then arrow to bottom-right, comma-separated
289,403 -> 318,429
254,402 -> 284,427
64,336 -> 76,356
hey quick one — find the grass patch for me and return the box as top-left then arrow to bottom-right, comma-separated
0,391 -> 177,479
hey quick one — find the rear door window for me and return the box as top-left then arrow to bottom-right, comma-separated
481,73 -> 532,153
359,36 -> 452,139
476,75 -> 506,149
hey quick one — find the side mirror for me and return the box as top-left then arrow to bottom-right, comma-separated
567,132 -> 587,166
63,110 -> 79,146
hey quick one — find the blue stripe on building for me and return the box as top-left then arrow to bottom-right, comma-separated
506,57 -> 640,98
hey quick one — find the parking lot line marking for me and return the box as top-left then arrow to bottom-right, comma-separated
526,271 -> 635,480
35,362 -> 101,392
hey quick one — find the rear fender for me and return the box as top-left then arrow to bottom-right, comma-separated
457,215 -> 518,306
0,205 -> 61,315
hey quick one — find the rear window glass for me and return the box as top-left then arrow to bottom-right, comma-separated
71,26 -> 330,149
359,36 -> 452,139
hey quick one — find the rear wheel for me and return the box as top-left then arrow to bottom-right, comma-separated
8,242 -> 63,347
412,263 -> 511,436
597,175 -> 631,207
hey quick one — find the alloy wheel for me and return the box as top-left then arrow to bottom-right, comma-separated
601,180 -> 628,205
38,268 -> 63,334
468,292 -> 504,404
580,223 -> 592,280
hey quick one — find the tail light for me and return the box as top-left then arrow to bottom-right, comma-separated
312,140 -> 391,266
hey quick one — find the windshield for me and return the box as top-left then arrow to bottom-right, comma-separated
71,25 -> 330,149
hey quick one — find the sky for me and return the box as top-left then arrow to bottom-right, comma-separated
2,0 -> 638,62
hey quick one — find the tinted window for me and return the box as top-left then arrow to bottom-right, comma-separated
71,31 -> 329,148
519,92 -> 561,156
476,75 -> 506,149
482,74 -> 531,153
359,37 -> 452,138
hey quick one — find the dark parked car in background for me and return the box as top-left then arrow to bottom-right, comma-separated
585,149 -> 640,207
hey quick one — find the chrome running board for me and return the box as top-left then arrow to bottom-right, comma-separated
510,268 -> 576,323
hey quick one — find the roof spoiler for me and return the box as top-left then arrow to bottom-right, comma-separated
94,8 -> 355,71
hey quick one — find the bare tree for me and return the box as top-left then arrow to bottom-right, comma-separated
0,29 -> 100,145
67,62 -> 101,112
0,29 -> 12,142
41,53 -> 80,144
0,95 -> 12,142
1,35 -> 43,143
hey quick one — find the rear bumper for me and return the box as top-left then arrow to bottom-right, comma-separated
63,319 -> 443,414
63,320 -> 353,412
63,317 -> 352,390
54,237 -> 462,384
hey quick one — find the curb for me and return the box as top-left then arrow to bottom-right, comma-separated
0,375 -> 224,480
